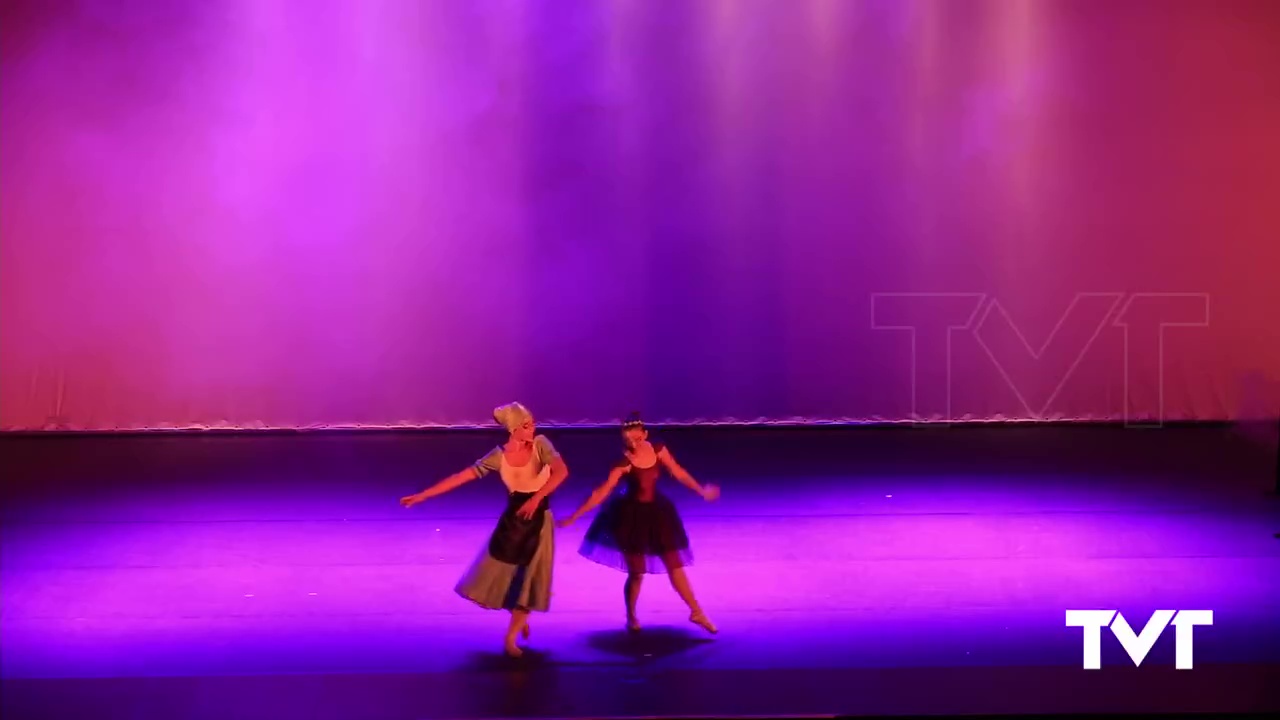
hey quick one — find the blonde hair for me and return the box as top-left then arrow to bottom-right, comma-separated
493,402 -> 532,432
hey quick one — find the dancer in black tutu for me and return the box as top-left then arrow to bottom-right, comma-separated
559,412 -> 719,633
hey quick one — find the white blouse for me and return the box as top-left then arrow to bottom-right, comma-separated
471,435 -> 559,493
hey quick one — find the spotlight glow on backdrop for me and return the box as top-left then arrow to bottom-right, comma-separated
2,0 -> 1278,430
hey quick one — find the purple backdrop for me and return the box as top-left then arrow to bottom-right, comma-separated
2,0 -> 1279,430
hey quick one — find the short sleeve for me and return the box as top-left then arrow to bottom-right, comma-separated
534,435 -> 560,466
472,447 -> 503,477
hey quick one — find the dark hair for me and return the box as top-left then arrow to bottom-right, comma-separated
622,411 -> 644,430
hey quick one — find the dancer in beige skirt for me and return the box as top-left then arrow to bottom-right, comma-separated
401,402 -> 569,656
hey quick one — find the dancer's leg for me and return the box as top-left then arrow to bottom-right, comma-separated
664,555 -> 716,634
624,554 -> 645,630
504,609 -> 530,656
665,567 -> 701,614
624,574 -> 644,630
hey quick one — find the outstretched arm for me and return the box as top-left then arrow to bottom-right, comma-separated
401,467 -> 480,507
560,465 -> 627,526
657,445 -> 718,500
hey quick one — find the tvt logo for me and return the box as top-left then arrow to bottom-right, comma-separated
1066,609 -> 1213,669
870,293 -> 1210,425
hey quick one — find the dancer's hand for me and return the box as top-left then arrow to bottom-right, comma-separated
557,516 -> 577,529
400,492 -> 425,509
516,496 -> 541,519
700,483 -> 721,502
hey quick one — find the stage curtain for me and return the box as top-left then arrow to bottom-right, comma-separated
3,0 -> 1278,430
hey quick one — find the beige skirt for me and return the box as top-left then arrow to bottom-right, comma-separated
455,509 -> 554,612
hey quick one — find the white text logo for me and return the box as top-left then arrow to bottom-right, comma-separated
1065,609 -> 1213,669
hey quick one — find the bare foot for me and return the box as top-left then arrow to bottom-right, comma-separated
627,617 -> 641,632
504,640 -> 523,657
690,612 -> 718,634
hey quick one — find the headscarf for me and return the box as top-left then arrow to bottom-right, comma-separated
493,402 -> 532,432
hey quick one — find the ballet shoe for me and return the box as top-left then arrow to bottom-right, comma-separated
503,640 -> 524,657
689,612 -> 718,634
626,617 -> 641,632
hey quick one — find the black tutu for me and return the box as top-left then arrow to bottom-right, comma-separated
578,491 -> 693,574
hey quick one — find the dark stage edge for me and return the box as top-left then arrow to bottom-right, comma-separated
2,425 -> 1278,719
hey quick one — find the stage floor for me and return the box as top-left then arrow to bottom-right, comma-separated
2,425 -> 1278,719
